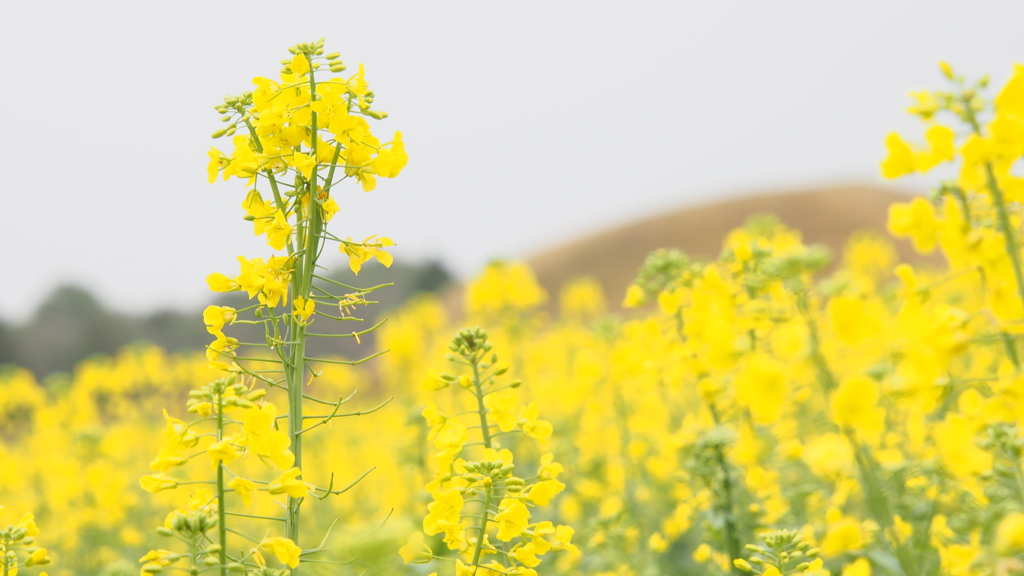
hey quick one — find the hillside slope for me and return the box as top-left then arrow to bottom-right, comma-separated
523,183 -> 938,313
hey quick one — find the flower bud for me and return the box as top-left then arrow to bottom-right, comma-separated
202,514 -> 218,531
510,380 -> 522,389
156,527 -> 174,537
141,563 -> 164,573
247,389 -> 267,401
212,128 -> 227,139
494,363 -> 509,376
227,563 -> 245,572
733,559 -> 753,572
939,60 -> 954,80
172,514 -> 188,532
364,110 -> 388,120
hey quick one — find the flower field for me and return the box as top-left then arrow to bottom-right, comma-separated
4,41 -> 1024,576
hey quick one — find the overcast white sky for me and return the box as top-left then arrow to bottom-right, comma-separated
0,0 -> 1020,321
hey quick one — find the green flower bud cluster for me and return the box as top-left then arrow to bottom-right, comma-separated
166,509 -> 219,537
282,39 -> 329,75
630,248 -> 698,304
186,378 -> 265,414
448,326 -> 493,358
459,459 -> 525,495
734,529 -> 819,575
211,92 -> 254,139
0,510 -> 51,574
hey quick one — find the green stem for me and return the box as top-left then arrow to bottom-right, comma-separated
985,162 -> 1024,324
963,96 -> 1024,340
707,404 -> 743,576
216,384 -> 228,576
472,360 -> 492,449
799,287 -> 919,576
469,486 -> 493,576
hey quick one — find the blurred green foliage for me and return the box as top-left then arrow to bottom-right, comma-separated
0,260 -> 451,378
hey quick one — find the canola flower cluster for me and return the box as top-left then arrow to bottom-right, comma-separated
136,38 -> 408,576
5,57 -> 1024,576
398,327 -> 577,576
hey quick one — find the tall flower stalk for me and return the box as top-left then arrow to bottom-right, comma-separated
139,38 -> 408,575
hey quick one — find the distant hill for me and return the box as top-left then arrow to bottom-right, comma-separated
525,183 -> 938,312
440,183 -> 938,316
